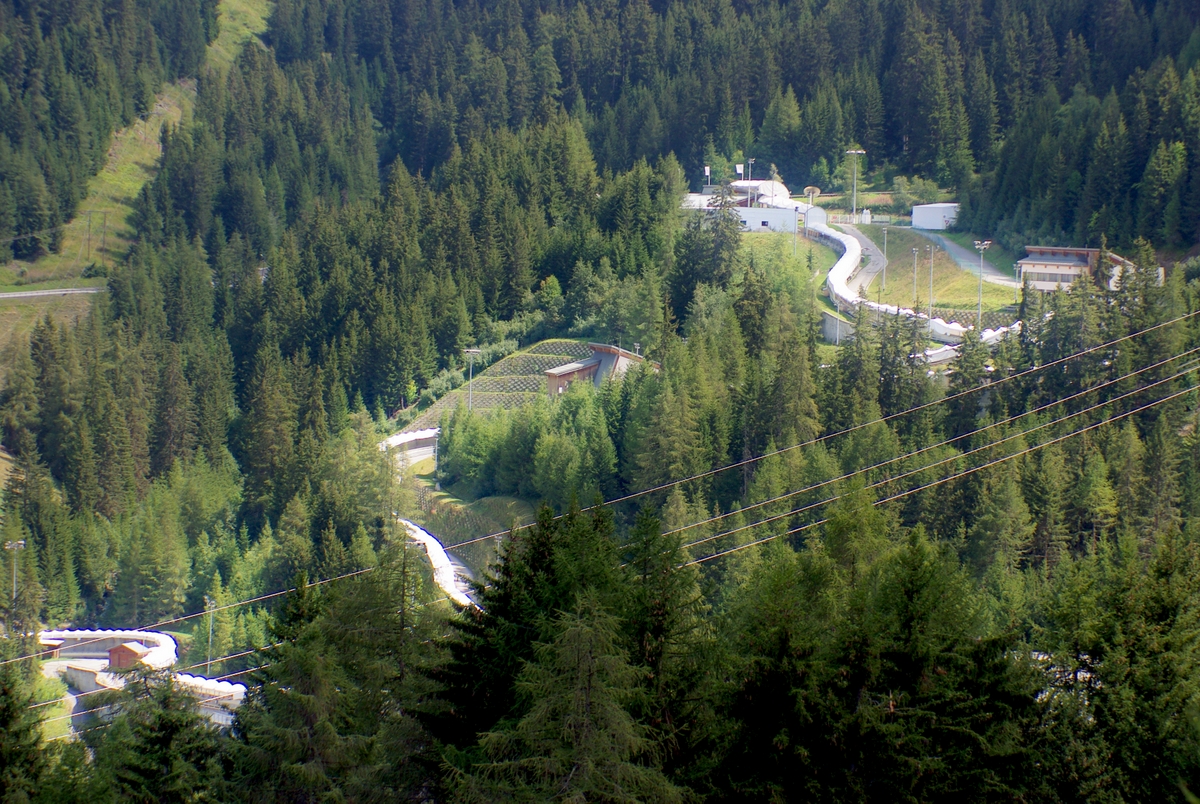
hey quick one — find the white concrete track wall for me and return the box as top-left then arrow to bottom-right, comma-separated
39,628 -> 247,726
815,220 -> 1018,359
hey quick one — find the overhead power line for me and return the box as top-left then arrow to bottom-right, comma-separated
672,364 -> 1196,559
446,310 -> 1200,549
0,566 -> 378,669
682,382 -> 1195,568
661,347 -> 1200,541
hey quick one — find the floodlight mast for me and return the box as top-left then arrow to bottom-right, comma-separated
973,239 -> 992,331
845,149 -> 865,221
465,348 -> 482,410
4,539 -> 24,605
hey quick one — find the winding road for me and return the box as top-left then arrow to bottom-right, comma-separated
0,287 -> 103,300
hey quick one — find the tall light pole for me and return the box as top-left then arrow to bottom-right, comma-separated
748,158 -> 756,206
912,247 -> 919,308
793,207 -> 799,256
973,239 -> 992,331
204,594 -> 214,674
882,226 -> 888,293
5,539 -> 25,606
465,348 -> 481,411
804,186 -> 820,237
846,148 -> 865,222
927,244 -> 935,320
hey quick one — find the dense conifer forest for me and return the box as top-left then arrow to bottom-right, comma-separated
4,0 -> 1200,800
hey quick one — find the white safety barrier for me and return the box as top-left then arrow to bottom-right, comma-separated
39,629 -> 247,726
814,219 -> 1019,358
40,628 -> 179,669
399,519 -> 476,608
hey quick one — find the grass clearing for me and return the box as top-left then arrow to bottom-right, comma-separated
0,447 -> 14,490
0,0 -> 271,375
858,225 -> 1016,312
0,293 -> 94,362
409,473 -> 536,575
742,230 -> 840,286
35,675 -> 70,741
207,0 -> 272,74
7,82 -> 194,287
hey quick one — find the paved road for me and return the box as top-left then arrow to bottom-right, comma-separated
0,287 -> 103,300
908,229 -> 1020,288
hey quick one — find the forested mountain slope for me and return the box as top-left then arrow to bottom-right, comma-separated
6,0 -> 1200,801
0,0 -> 216,259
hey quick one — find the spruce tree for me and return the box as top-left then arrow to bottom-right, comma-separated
452,590 -> 682,804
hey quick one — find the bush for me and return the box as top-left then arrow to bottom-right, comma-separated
891,176 -> 941,212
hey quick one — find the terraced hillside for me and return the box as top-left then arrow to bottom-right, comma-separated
404,339 -> 593,432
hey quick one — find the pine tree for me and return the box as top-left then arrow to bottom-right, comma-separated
89,670 -> 226,803
0,663 -> 45,801
621,508 -> 713,766
151,343 -> 197,476
452,590 -> 682,804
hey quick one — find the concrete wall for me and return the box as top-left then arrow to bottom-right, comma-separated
821,310 -> 855,344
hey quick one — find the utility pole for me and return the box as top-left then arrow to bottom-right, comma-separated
928,245 -> 935,320
973,239 -> 992,331
912,247 -> 918,307
100,212 -> 107,269
5,540 -> 24,606
882,226 -> 888,293
86,211 -> 92,261
845,149 -> 865,222
748,158 -> 755,206
464,348 -> 481,411
205,594 -> 214,674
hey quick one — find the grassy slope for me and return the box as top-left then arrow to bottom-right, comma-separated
405,339 -> 592,432
8,82 -> 195,285
858,224 -> 1017,312
742,230 -> 839,285
0,0 -> 272,366
408,462 -> 536,575
937,230 -> 1022,276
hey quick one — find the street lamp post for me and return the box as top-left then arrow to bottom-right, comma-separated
912,247 -> 918,307
882,226 -> 888,293
205,594 -> 214,674
845,149 -> 865,222
928,245 -> 935,320
973,239 -> 992,331
4,539 -> 24,605
465,348 -> 482,411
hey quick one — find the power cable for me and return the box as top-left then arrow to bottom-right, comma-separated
671,364 -> 1196,560
1,566 -> 377,669
445,310 -> 1200,549
660,346 -> 1200,541
682,383 -> 1195,567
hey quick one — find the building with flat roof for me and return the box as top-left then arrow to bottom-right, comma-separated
108,641 -> 151,669
912,203 -> 959,230
1018,246 -> 1135,291
682,178 -> 826,233
544,343 -> 657,397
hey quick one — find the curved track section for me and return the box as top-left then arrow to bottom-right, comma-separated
810,218 -> 1019,359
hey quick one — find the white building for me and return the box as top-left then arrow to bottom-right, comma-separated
683,177 -> 827,233
912,203 -> 959,230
